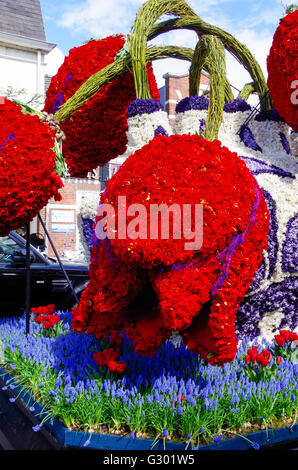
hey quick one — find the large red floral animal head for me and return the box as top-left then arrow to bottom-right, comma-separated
72,133 -> 270,365
0,98 -> 63,236
44,35 -> 159,177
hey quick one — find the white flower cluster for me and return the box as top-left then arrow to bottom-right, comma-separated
173,109 -> 207,135
174,107 -> 298,341
79,193 -> 100,220
120,110 -> 173,159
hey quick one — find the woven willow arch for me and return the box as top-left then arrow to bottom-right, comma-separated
54,0 -> 271,141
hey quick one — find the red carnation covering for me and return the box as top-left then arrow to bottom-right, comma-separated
267,9 -> 298,131
0,98 -> 63,237
44,35 -> 160,177
72,134 -> 269,365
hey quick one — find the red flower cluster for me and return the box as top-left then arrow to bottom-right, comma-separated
0,99 -> 63,236
171,394 -> 186,405
44,36 -> 160,177
93,348 -> 126,373
31,304 -> 56,316
72,134 -> 269,366
33,304 -> 59,330
267,9 -> 298,131
245,346 -> 272,367
35,314 -> 60,330
274,329 -> 298,346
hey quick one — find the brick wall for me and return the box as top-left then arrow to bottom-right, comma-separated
164,72 -> 210,125
37,178 -> 102,260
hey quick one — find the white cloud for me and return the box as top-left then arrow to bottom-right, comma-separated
188,0 -> 238,13
237,1 -> 282,29
44,47 -> 65,76
58,0 -> 143,37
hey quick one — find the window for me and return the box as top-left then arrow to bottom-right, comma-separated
0,236 -> 20,265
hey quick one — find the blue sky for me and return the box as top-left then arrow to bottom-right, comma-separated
41,0 -> 287,91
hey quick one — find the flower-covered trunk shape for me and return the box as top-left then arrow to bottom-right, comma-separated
72,129 -> 269,366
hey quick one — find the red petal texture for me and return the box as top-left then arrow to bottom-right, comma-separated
44,35 -> 160,177
267,10 -> 298,131
0,98 -> 63,236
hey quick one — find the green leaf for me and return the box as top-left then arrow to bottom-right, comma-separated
115,37 -> 131,60
0,338 -> 4,362
11,99 -> 41,116
285,4 -> 298,14
83,38 -> 98,44
52,142 -> 68,178
290,348 -> 298,364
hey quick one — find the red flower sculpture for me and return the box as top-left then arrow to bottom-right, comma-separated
44,35 -> 160,177
267,9 -> 298,131
0,99 -> 63,237
72,134 -> 269,365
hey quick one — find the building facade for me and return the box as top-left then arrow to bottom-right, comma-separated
37,171 -> 109,261
0,0 -> 55,105
160,71 -> 210,125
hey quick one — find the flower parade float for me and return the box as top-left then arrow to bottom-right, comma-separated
0,0 -> 297,451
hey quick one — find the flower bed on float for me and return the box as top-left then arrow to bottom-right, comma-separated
0,311 -> 297,450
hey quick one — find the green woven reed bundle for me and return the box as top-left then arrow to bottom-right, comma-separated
54,57 -> 129,123
130,0 -> 197,98
54,44 -> 234,124
222,73 -> 235,103
189,36 -> 234,99
285,4 -> 298,14
189,38 -> 209,96
238,82 -> 256,101
148,15 -> 270,110
191,36 -> 226,141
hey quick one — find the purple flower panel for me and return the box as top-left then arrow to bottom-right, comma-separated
235,277 -> 298,340
282,214 -> 298,273
81,217 -> 95,252
239,125 -> 262,152
240,156 -> 295,179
